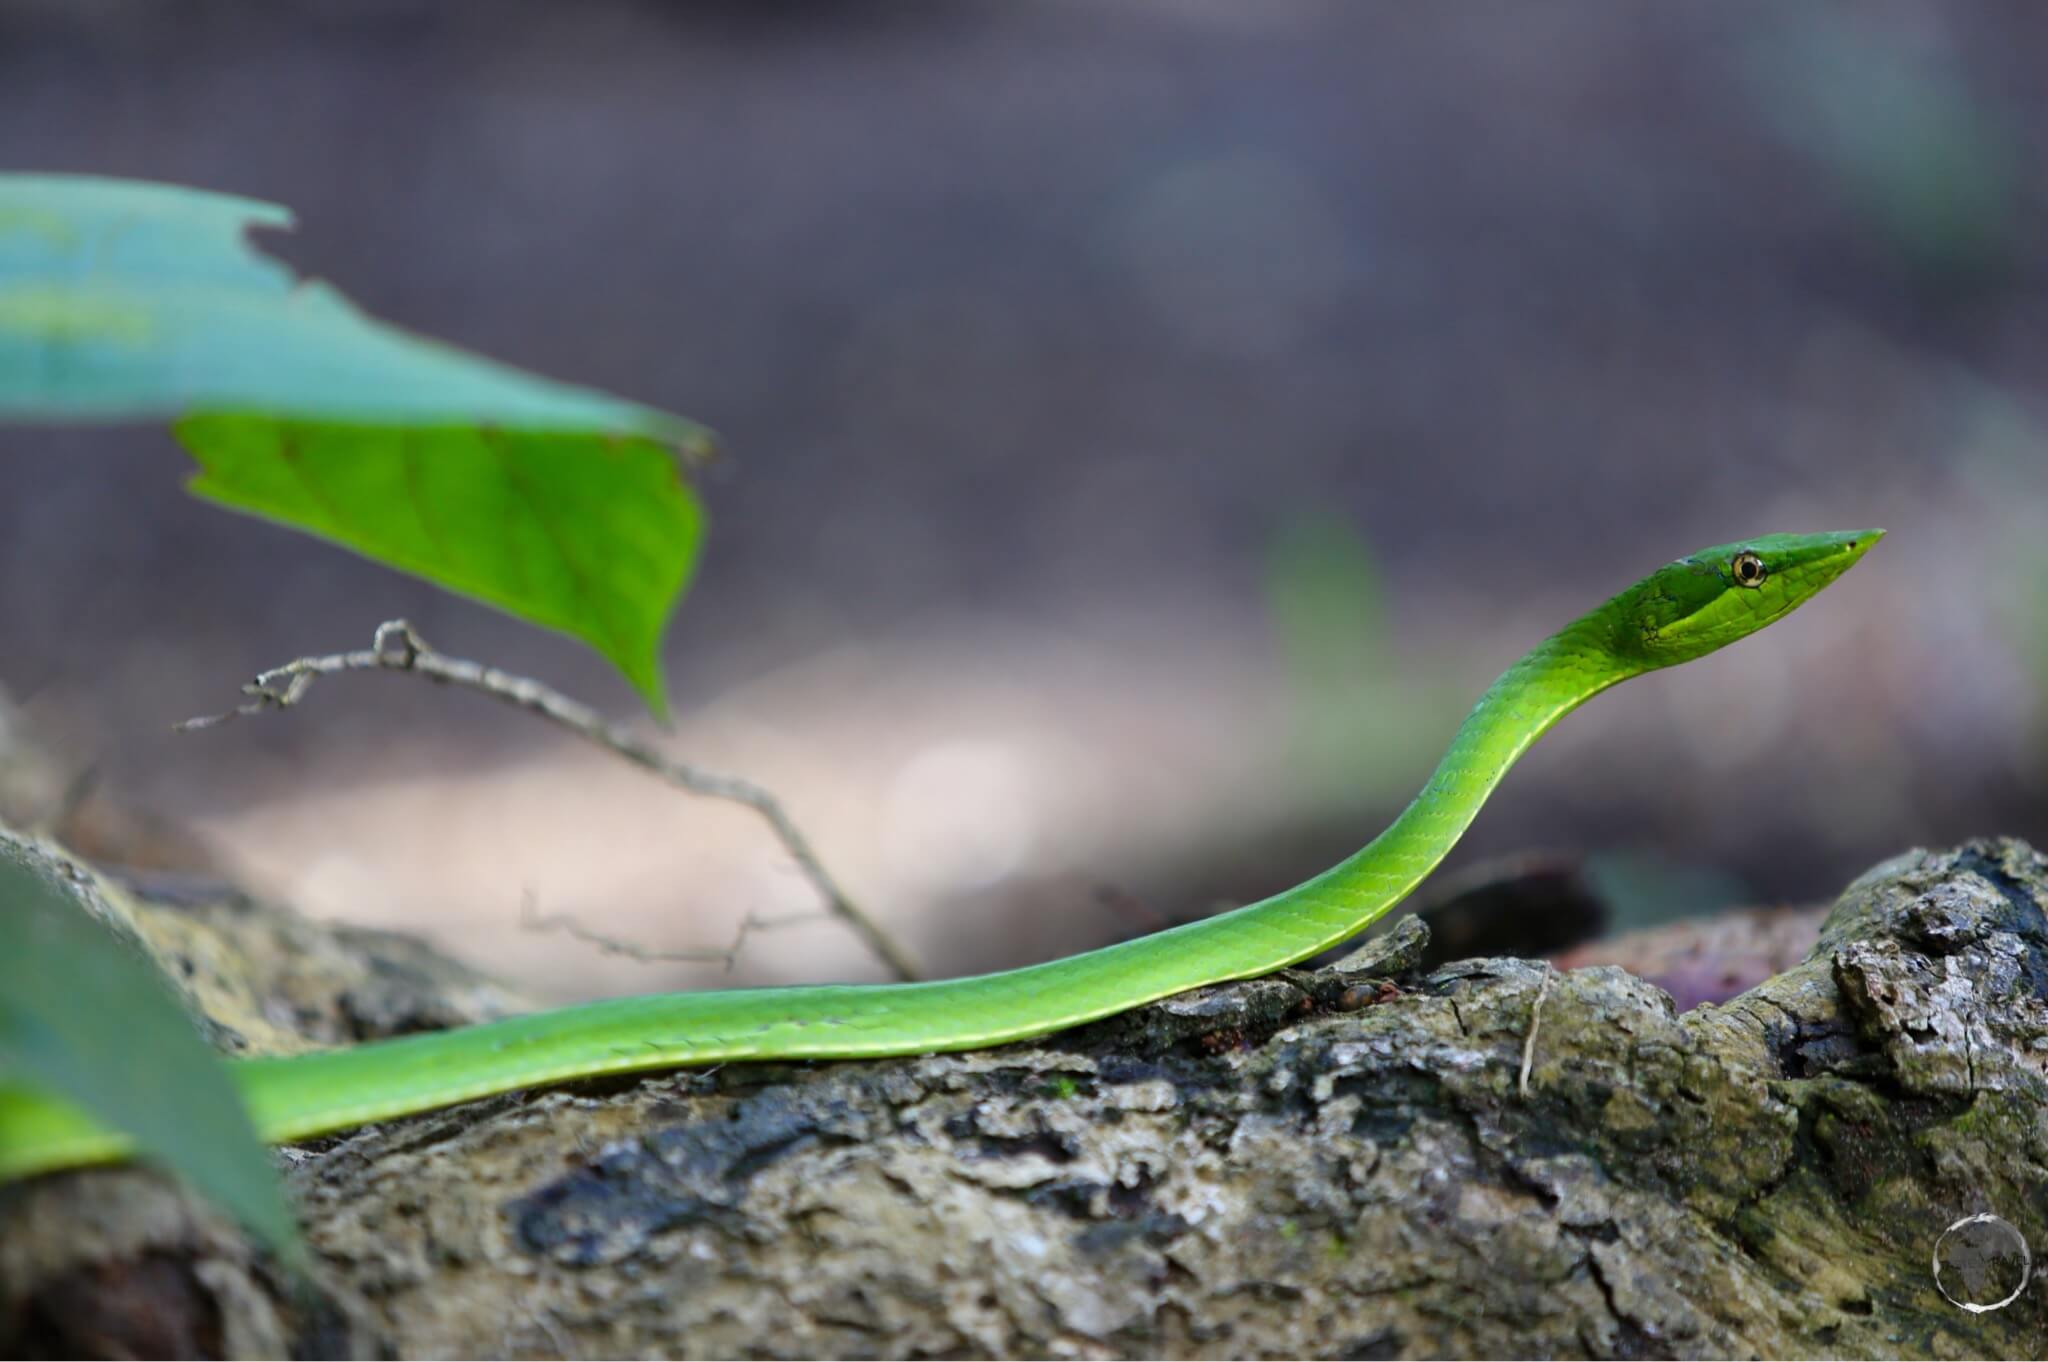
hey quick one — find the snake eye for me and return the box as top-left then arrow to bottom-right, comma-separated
1730,551 -> 1767,588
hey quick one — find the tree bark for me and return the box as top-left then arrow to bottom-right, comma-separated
2,828 -> 2045,1358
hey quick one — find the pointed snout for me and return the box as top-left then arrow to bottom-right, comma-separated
1796,527 -> 1884,593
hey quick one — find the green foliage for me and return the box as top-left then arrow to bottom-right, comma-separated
2005,544 -> 2048,750
1945,371 -> 2048,749
0,847 -> 303,1270
0,172 -> 714,711
180,417 -> 702,714
1264,514 -> 1445,802
0,170 -> 734,1260
1266,513 -> 1388,698
1747,14 -> 2016,281
1265,512 -> 1391,792
1581,851 -> 1750,933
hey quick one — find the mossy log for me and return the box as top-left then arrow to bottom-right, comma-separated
2,828 -> 2044,1358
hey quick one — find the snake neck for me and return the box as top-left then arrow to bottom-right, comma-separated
1277,611 -> 1636,940
1416,610 -> 1636,825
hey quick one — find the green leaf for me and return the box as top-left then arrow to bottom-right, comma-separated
179,416 -> 703,713
0,173 -> 709,439
0,844 -> 304,1270
0,172 -> 716,712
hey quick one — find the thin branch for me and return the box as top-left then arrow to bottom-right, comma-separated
1519,969 -> 1554,1100
518,890 -> 826,974
36,757 -> 100,839
1093,883 -> 1170,935
180,620 -> 921,980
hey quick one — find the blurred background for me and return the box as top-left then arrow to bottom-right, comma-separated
1,0 -> 2043,1001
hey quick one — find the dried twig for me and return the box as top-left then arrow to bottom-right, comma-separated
518,890 -> 824,974
1519,968 -> 1554,1099
1093,883 -> 1170,934
33,758 -> 100,840
180,620 -> 921,980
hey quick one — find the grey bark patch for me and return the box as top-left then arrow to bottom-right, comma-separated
508,1086 -> 865,1266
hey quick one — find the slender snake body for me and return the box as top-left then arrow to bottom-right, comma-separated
0,529 -> 1880,1178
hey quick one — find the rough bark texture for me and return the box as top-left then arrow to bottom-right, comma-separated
2,828 -> 2046,1358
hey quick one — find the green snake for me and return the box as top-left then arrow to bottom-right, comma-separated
0,530 -> 1880,1179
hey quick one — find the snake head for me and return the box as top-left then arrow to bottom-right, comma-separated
1619,529 -> 1882,667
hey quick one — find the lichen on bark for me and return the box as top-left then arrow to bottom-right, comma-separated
2,830 -> 2045,1358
